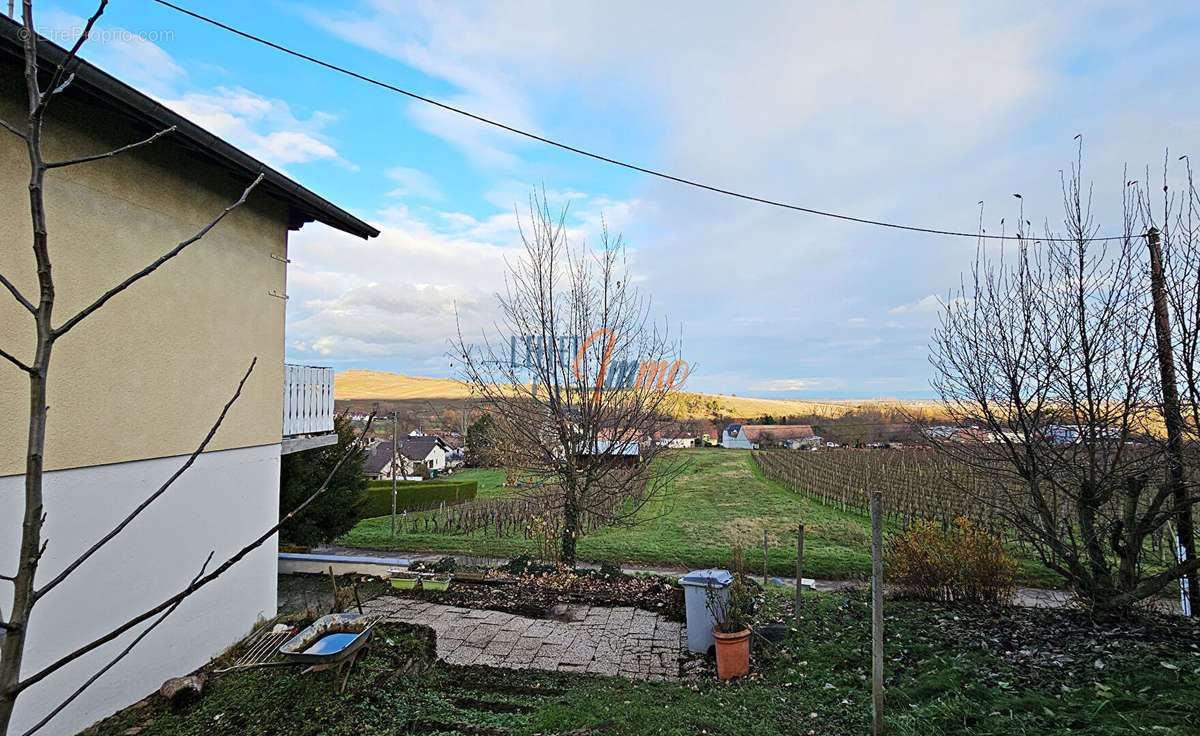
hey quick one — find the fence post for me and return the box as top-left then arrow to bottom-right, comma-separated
795,523 -> 804,620
870,490 -> 885,735
763,527 -> 769,580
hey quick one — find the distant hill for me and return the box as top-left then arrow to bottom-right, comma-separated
335,370 -> 473,400
335,369 -> 947,421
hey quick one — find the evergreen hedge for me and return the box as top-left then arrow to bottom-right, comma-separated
360,479 -> 478,517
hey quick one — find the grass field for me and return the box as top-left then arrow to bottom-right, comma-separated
342,450 -> 1060,585
90,588 -> 1199,736
344,450 -> 916,580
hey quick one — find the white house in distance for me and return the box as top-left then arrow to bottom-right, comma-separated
0,20 -> 377,735
363,436 -> 451,479
722,424 -> 818,449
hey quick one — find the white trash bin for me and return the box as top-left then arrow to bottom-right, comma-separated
679,568 -> 732,653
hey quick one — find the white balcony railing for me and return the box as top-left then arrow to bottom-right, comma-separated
283,364 -> 335,437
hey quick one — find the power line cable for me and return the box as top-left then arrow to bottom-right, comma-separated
150,0 -> 1136,243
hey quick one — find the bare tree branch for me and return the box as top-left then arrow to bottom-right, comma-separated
53,173 -> 264,338
0,346 -> 33,374
43,126 -> 177,169
0,272 -> 35,315
19,552 -> 214,736
0,118 -> 25,140
33,0 -> 108,111
13,412 -> 376,695
32,359 -> 256,603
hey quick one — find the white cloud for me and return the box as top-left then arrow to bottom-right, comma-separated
33,11 -> 353,173
291,1 -> 1198,394
285,193 -> 640,365
888,295 -> 945,315
156,87 -> 352,169
34,9 -> 184,95
748,378 -> 836,392
385,166 -> 444,200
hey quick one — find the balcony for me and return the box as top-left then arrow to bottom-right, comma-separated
282,364 -> 336,455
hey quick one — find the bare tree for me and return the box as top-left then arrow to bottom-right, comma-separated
453,193 -> 687,566
0,6 -> 373,733
930,149 -> 1200,614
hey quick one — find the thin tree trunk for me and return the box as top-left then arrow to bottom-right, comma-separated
560,490 -> 579,567
0,39 -> 55,727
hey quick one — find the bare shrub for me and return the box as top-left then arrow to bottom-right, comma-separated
886,517 -> 1016,605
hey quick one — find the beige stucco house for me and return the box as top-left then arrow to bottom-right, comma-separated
0,18 -> 376,735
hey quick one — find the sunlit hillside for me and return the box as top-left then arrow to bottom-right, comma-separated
335,369 -> 948,420
335,370 -> 473,400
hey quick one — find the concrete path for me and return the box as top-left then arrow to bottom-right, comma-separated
361,595 -> 684,680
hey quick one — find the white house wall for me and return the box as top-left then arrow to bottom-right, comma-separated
425,448 -> 446,471
0,443 -> 280,736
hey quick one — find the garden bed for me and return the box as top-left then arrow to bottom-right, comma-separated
398,557 -> 686,621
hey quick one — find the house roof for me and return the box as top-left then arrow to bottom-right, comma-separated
580,440 -> 640,456
397,436 -> 446,460
363,441 -> 394,474
0,17 -> 379,239
363,436 -> 448,473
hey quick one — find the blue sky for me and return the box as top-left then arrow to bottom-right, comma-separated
33,0 -> 1200,399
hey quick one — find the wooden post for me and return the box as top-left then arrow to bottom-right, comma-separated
870,491 -> 885,735
1146,227 -> 1199,616
795,523 -> 805,620
391,410 -> 398,537
763,527 -> 769,580
328,565 -> 339,613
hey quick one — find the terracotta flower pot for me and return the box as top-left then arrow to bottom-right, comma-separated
712,626 -> 750,680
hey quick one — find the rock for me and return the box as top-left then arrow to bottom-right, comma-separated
159,674 -> 205,706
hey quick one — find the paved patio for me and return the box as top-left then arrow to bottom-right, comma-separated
361,596 -> 684,680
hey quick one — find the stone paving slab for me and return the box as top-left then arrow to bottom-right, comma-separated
363,596 -> 684,681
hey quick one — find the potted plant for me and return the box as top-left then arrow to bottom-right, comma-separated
707,548 -> 752,680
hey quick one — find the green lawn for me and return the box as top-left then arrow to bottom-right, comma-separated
88,589 -> 1199,736
443,467 -> 510,499
341,450 -> 1059,585
343,449 -> 879,579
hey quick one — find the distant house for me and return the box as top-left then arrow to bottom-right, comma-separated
783,435 -> 824,450
575,438 -> 642,469
660,437 -> 698,449
722,424 -> 816,449
364,436 -> 450,479
925,425 -> 960,441
926,426 -> 1025,444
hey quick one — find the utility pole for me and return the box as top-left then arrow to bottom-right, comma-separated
391,409 -> 398,537
1146,227 -> 1199,616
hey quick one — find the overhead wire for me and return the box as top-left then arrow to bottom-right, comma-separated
150,0 -> 1137,243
